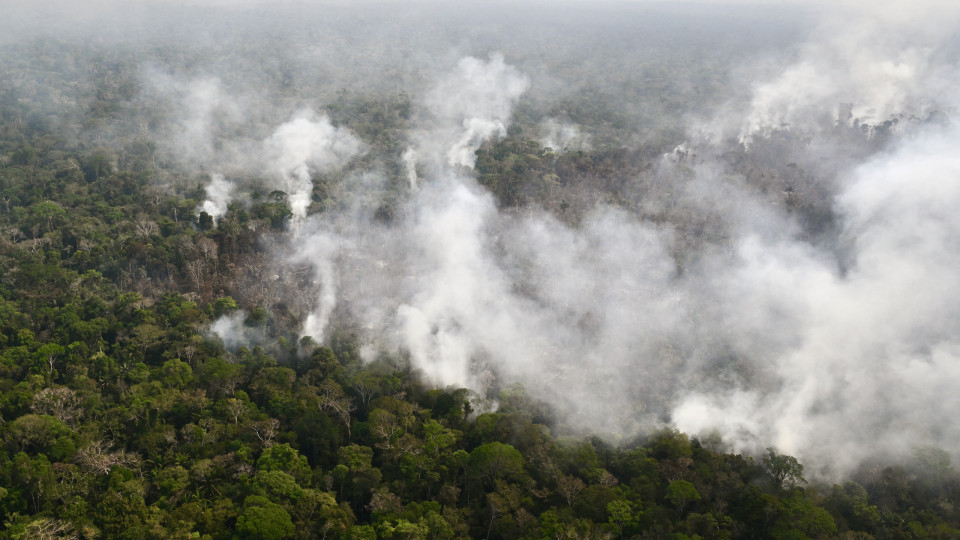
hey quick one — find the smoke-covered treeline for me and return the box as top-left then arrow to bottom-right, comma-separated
107,0 -> 959,479
3,2 -> 960,535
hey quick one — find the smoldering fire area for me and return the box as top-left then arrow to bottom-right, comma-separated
6,0 -> 960,482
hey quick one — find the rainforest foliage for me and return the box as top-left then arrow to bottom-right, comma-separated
0,28 -> 959,540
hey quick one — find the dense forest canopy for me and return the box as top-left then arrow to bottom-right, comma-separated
1,0 -> 960,538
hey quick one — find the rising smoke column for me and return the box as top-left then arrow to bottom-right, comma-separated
387,54 -> 532,386
199,172 -> 235,220
196,109 -> 362,222
256,111 -> 362,342
193,109 -> 362,336
290,54 -> 532,346
327,55 -> 689,434
402,53 -> 530,184
296,53 -> 534,368
262,110 -> 363,220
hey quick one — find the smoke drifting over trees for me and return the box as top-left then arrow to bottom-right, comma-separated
5,0 -> 960,481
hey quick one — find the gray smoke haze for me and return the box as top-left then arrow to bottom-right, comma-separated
11,0 -> 960,478
259,0 -> 960,476
667,1 -> 960,475
184,107 -> 363,221
186,1 -> 960,478
142,69 -> 364,221
298,2 -> 960,478
674,121 -> 960,475
404,53 -> 530,182
734,10 -> 958,145
538,119 -> 590,153
210,311 -> 267,352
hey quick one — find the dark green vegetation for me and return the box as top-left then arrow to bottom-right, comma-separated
2,10 -> 960,540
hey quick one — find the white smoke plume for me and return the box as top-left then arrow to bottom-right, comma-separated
199,172 -> 235,222
377,6 -> 960,476
263,110 -> 363,219
405,53 -> 530,175
668,1 -> 960,475
293,224 -> 343,344
280,16 -> 960,475
674,121 -> 960,475
539,118 -> 590,152
402,148 -> 418,190
297,54 -> 528,347
734,4 -> 959,146
193,109 -> 363,221
210,311 -> 266,352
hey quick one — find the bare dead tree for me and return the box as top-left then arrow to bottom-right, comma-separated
317,380 -> 355,440
75,440 -> 141,475
249,418 -> 280,447
556,475 -> 585,507
134,214 -> 159,237
31,387 -> 82,426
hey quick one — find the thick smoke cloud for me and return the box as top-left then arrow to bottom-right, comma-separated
130,1 -> 960,478
293,54 -> 529,347
669,4 -> 960,475
675,121 -> 960,474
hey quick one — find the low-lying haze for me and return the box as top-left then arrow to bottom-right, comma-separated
7,0 -> 960,478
